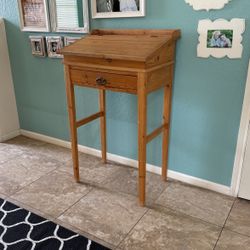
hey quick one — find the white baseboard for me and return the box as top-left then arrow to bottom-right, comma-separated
20,129 -> 232,196
0,129 -> 20,142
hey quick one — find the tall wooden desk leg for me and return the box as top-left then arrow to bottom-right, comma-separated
99,89 -> 107,163
162,83 -> 172,181
64,65 -> 80,182
138,73 -> 147,206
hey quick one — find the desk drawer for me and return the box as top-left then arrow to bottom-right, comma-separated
70,69 -> 137,93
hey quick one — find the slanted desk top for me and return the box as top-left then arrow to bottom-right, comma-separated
61,29 -> 180,62
61,29 -> 181,206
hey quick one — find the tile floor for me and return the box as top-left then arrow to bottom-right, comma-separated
1,136 -> 250,249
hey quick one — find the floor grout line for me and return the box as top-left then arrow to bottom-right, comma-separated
2,166 -> 59,200
213,198 -> 237,250
6,191 -> 110,249
224,228 -> 250,239
7,167 -> 60,198
1,195 -> 115,250
55,187 -> 94,219
149,176 -> 172,203
54,218 -> 116,249
115,207 -> 150,249
3,196 -> 56,220
153,202 -> 224,229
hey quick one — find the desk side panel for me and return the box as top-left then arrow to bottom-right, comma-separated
146,65 -> 173,93
145,42 -> 176,69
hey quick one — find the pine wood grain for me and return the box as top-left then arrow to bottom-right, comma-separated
70,68 -> 137,94
64,65 -> 80,182
162,65 -> 174,181
61,29 -> 180,62
137,72 -> 147,207
99,89 -> 107,163
76,112 -> 104,128
62,29 -> 180,206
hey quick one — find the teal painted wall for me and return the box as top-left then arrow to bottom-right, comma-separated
1,0 -> 249,186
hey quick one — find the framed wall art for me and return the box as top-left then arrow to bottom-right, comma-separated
46,36 -> 64,58
185,0 -> 232,11
18,0 -> 50,32
91,0 -> 145,19
49,0 -> 89,33
64,36 -> 82,46
197,19 -> 245,59
29,36 -> 46,57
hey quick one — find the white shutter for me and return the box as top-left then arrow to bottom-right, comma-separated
56,0 -> 79,28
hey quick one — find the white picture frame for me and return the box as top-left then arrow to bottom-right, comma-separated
185,0 -> 231,11
46,36 -> 64,59
197,19 -> 245,59
91,0 -> 145,19
29,36 -> 46,57
64,36 -> 82,46
18,0 -> 50,32
49,0 -> 89,34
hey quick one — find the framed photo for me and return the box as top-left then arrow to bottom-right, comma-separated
64,37 -> 82,46
91,0 -> 145,19
46,36 -> 64,58
197,19 -> 245,59
29,36 -> 46,57
18,0 -> 50,32
185,0 -> 231,11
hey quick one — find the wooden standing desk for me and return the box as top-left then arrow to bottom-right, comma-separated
60,29 -> 180,206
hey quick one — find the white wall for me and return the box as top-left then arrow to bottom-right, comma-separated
238,122 -> 250,200
231,61 -> 250,196
0,18 -> 19,142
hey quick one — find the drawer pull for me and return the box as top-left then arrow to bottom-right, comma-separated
96,77 -> 107,85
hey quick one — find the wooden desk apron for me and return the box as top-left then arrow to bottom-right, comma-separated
60,29 -> 181,206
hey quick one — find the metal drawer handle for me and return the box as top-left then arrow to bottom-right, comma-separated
96,77 -> 107,85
